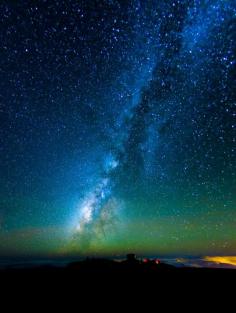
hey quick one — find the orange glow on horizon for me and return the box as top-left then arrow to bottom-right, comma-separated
204,256 -> 236,267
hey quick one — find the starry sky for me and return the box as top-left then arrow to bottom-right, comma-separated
0,0 -> 235,260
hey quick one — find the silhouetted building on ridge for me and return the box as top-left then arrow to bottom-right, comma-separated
126,254 -> 136,262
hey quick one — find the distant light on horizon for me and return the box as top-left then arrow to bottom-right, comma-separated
204,256 -> 236,267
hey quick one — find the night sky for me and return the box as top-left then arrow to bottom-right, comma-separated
0,0 -> 235,262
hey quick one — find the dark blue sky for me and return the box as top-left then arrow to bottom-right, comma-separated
0,0 -> 235,258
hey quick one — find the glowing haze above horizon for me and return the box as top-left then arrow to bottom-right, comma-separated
0,0 -> 235,264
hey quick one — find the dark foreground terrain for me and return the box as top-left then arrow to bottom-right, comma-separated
1,256 -> 235,288
1,258 -> 235,308
1,257 -> 235,306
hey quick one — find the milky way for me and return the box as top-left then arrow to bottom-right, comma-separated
0,0 -> 235,258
